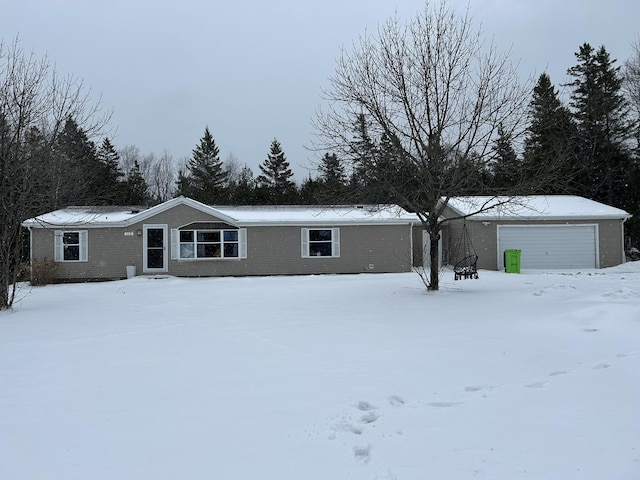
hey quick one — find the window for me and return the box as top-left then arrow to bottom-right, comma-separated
54,230 -> 88,262
171,228 -> 246,260
301,228 -> 340,258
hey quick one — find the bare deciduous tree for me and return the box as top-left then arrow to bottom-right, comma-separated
149,150 -> 176,202
624,37 -> 640,153
313,2 -> 534,291
0,37 -> 109,309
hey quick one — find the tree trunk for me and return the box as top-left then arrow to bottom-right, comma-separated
428,228 -> 441,291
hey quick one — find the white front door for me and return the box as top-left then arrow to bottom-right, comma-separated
143,224 -> 168,273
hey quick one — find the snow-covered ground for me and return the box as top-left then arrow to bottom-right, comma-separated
1,265 -> 639,479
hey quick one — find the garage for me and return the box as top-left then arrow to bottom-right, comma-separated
442,196 -> 630,271
498,225 -> 598,270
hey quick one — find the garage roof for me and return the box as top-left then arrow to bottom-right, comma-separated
446,195 -> 631,221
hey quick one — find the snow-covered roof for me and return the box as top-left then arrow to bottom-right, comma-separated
22,206 -> 147,227
213,205 -> 418,225
22,197 -> 419,228
446,196 -> 631,220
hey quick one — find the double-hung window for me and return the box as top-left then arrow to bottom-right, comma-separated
172,228 -> 246,260
54,230 -> 88,262
301,228 -> 340,258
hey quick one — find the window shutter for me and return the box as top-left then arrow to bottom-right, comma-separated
301,228 -> 309,257
54,230 -> 63,261
170,229 -> 179,259
79,231 -> 88,261
332,228 -> 340,258
238,228 -> 247,259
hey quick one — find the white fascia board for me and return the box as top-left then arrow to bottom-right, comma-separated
468,214 -> 632,222
120,197 -> 241,227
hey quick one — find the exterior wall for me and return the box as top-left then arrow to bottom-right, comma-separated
411,224 -> 449,268
31,203 -> 414,280
440,205 -> 626,270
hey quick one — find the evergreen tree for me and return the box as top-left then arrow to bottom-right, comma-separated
122,160 -> 150,204
298,175 -> 322,204
256,138 -> 297,204
348,113 -> 378,202
522,73 -> 578,193
50,117 -> 102,207
316,152 -> 348,203
96,137 -> 125,204
228,165 -> 258,204
491,124 -> 522,190
566,43 -> 633,206
184,127 -> 228,203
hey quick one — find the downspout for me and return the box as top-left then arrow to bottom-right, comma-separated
622,216 -> 629,264
28,226 -> 33,279
409,222 -> 414,269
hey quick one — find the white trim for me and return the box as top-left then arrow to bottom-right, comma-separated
170,228 -> 179,260
171,227 -> 247,261
54,229 -> 88,262
301,227 -> 340,258
143,224 -> 168,273
238,228 -> 247,259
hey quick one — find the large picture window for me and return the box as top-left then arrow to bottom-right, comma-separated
301,228 -> 340,258
172,228 -> 246,260
54,230 -> 88,262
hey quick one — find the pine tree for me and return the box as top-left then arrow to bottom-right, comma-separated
491,124 -> 522,190
185,127 -> 228,204
256,138 -> 297,204
96,137 -> 125,204
522,73 -> 577,193
316,152 -> 348,203
298,175 -> 322,204
348,113 -> 378,202
228,165 -> 257,204
566,43 -> 633,206
50,117 -> 102,207
122,160 -> 150,204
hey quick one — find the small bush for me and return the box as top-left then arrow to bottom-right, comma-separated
30,258 -> 58,286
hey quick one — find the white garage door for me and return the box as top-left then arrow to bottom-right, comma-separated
498,225 -> 598,270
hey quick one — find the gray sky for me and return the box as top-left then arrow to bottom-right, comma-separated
2,0 -> 638,180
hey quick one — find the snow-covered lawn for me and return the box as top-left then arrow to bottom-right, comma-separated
1,265 -> 639,479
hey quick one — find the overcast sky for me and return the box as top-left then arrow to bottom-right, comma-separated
2,0 -> 638,180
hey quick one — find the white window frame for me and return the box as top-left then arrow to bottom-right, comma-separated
54,230 -> 88,262
301,228 -> 340,258
171,228 -> 247,260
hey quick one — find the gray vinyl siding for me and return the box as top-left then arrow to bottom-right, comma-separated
30,203 -> 414,280
440,204 -> 626,270
30,226 -> 140,280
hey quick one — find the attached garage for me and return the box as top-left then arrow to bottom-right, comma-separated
497,224 -> 598,270
441,196 -> 631,271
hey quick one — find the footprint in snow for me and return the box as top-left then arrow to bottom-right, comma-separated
357,400 -> 375,411
387,395 -> 405,407
464,385 -> 485,392
346,423 -> 363,435
427,401 -> 462,408
361,411 -> 380,424
353,444 -> 371,463
593,363 -> 610,370
525,381 -> 546,389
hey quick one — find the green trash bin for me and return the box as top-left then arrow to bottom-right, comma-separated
504,249 -> 521,273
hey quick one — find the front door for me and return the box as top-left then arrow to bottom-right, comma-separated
143,224 -> 168,272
